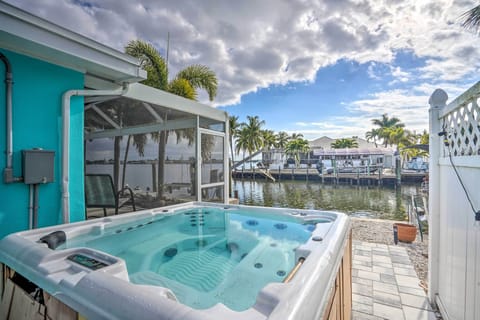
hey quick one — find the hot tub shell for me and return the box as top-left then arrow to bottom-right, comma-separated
0,202 -> 351,320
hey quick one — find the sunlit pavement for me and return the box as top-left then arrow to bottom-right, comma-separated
351,241 -> 439,320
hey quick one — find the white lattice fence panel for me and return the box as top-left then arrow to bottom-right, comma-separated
442,98 -> 480,157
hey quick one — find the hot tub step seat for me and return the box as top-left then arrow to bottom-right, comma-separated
116,232 -> 193,273
157,247 -> 237,292
210,239 -> 298,310
130,271 -> 218,309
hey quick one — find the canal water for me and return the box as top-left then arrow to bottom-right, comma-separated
233,180 -> 421,220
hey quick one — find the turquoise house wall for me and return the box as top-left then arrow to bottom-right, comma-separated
0,49 -> 85,238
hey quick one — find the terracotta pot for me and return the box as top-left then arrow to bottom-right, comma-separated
394,223 -> 417,243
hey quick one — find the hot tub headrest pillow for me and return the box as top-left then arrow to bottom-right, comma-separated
38,231 -> 66,249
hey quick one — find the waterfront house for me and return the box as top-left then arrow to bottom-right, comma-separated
309,136 -> 395,171
262,136 -> 394,171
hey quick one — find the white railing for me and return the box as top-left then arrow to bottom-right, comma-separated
440,81 -> 480,157
428,82 -> 480,320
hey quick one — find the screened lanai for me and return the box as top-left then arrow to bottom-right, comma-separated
83,82 -> 229,214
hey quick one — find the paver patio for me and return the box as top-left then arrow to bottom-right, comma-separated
351,240 -> 438,320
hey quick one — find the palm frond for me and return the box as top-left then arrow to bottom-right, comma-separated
132,134 -> 147,157
176,65 -> 218,101
167,78 -> 197,100
461,5 -> 480,33
125,40 -> 168,90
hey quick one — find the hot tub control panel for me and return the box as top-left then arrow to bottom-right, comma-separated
67,253 -> 109,270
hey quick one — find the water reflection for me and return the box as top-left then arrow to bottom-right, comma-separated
234,180 -> 419,220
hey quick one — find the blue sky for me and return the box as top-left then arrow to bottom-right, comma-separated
220,51 -> 425,134
220,48 -> 474,139
8,0 -> 480,140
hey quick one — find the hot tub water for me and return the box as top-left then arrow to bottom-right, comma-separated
56,207 -> 318,311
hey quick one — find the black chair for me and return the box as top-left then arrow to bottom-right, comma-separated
84,174 -> 136,218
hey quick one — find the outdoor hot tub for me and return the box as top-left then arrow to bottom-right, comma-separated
0,203 -> 351,320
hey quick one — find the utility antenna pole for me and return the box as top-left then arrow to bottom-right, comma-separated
166,32 -> 170,76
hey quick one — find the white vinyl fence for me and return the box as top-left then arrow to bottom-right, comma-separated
428,82 -> 480,320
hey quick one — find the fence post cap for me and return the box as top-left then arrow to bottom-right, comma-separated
429,89 -> 448,107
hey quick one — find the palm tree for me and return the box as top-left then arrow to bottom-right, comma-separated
118,100 -> 154,192
228,115 -> 240,196
235,116 -> 265,168
284,138 -> 310,167
229,116 -> 241,164
365,128 -> 380,147
412,130 -> 429,158
419,130 -> 429,145
262,130 -> 277,151
331,138 -> 359,149
461,5 -> 480,33
290,133 -> 304,140
275,131 -> 290,149
387,127 -> 414,147
387,128 -> 422,163
125,39 -> 217,199
235,130 -> 249,168
86,99 -> 149,192
261,129 -> 277,166
120,133 -> 147,193
371,114 -> 405,147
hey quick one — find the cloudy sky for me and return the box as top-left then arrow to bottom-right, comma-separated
8,0 -> 480,139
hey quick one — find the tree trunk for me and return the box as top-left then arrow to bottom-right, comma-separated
157,131 -> 168,199
229,160 -> 233,197
229,137 -> 235,164
113,136 -> 121,192
121,135 -> 131,194
152,163 -> 157,193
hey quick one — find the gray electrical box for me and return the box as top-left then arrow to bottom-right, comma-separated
22,149 -> 55,184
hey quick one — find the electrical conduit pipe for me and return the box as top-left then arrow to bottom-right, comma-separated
61,83 -> 129,223
1,52 -> 22,183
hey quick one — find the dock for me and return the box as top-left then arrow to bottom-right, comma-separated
232,168 -> 426,185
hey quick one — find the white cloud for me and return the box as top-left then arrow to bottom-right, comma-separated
295,122 -> 310,127
6,0 -> 480,136
348,90 -> 430,131
7,0 -> 480,107
288,120 -> 369,140
367,62 -> 381,80
388,66 -> 410,85
291,83 -> 474,141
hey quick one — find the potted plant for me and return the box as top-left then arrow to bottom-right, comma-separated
394,223 -> 417,243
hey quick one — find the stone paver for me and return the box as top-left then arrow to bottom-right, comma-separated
394,266 -> 418,276
357,270 -> 381,281
372,265 -> 394,275
352,241 -> 438,320
352,311 -> 384,320
353,282 -> 373,296
353,294 -> 373,314
373,290 -> 402,308
373,281 -> 398,294
402,306 -> 438,319
399,293 -> 433,311
398,285 -> 426,296
373,303 -> 405,320
395,274 -> 421,288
